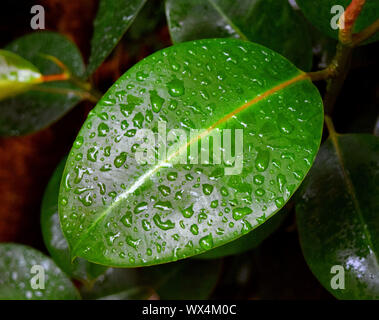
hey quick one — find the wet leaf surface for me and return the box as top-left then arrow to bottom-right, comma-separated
0,49 -> 42,100
86,0 -> 147,76
59,38 -> 323,267
166,0 -> 313,71
0,32 -> 85,136
0,243 -> 80,300
297,134 -> 379,299
41,157 -> 107,283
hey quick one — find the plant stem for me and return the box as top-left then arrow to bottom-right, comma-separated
352,19 -> 379,46
339,0 -> 366,45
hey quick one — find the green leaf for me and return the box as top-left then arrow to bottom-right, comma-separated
41,157 -> 108,284
80,259 -> 221,299
86,0 -> 147,76
296,0 -> 379,44
59,38 -> 323,267
0,31 -> 85,136
0,49 -> 42,100
0,243 -> 80,300
296,134 -> 379,299
141,258 -> 222,299
196,206 -> 287,259
165,0 -> 313,71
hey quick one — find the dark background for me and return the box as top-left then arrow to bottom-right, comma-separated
0,0 -> 377,300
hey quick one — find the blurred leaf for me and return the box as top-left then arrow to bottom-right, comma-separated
296,134 -> 379,299
141,258 -> 222,299
41,157 -> 108,284
80,259 -> 221,300
296,0 -> 379,44
165,0 -> 313,70
0,49 -> 42,100
196,206 -> 287,259
0,243 -> 80,300
0,32 -> 85,136
59,39 -> 323,267
86,0 -> 147,76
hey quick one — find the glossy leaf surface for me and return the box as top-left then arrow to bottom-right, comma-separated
196,206 -> 287,259
87,0 -> 147,75
0,32 -> 85,136
296,0 -> 379,44
0,243 -> 79,300
59,39 -> 323,267
41,157 -> 107,283
297,134 -> 379,299
166,0 -> 313,71
0,49 -> 42,100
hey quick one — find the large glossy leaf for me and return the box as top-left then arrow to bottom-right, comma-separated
296,134 -> 379,299
165,0 -> 313,71
41,157 -> 107,283
86,0 -> 147,76
59,38 -> 323,267
0,243 -> 80,300
0,49 -> 42,100
296,0 -> 379,44
196,206 -> 287,259
0,32 -> 85,136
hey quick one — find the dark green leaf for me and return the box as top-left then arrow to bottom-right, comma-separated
141,258 -> 222,299
196,206 -> 287,259
59,38 -> 323,267
80,259 -> 221,300
0,243 -> 80,300
296,0 -> 379,44
165,0 -> 313,71
41,157 -> 107,283
0,49 -> 42,100
86,0 -> 147,75
296,134 -> 379,299
0,32 -> 85,136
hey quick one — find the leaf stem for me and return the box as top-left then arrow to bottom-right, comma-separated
352,18 -> 379,46
324,114 -> 337,137
339,0 -> 366,46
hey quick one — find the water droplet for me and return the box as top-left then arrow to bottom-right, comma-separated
98,123 -> 109,137
199,234 -> 213,250
121,212 -> 133,227
232,207 -> 252,220
255,149 -> 270,172
114,152 -> 127,168
167,77 -> 184,97
181,204 -> 194,218
202,184 -> 214,196
158,185 -> 171,196
153,214 -> 175,230
150,90 -> 164,112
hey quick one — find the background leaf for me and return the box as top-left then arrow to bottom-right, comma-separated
86,0 -> 148,76
41,157 -> 108,284
0,32 -> 85,136
296,0 -> 379,44
296,134 -> 379,299
0,243 -> 80,300
59,38 -> 323,267
165,0 -> 313,71
80,259 -> 221,300
0,49 -> 42,100
196,206 -> 287,259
